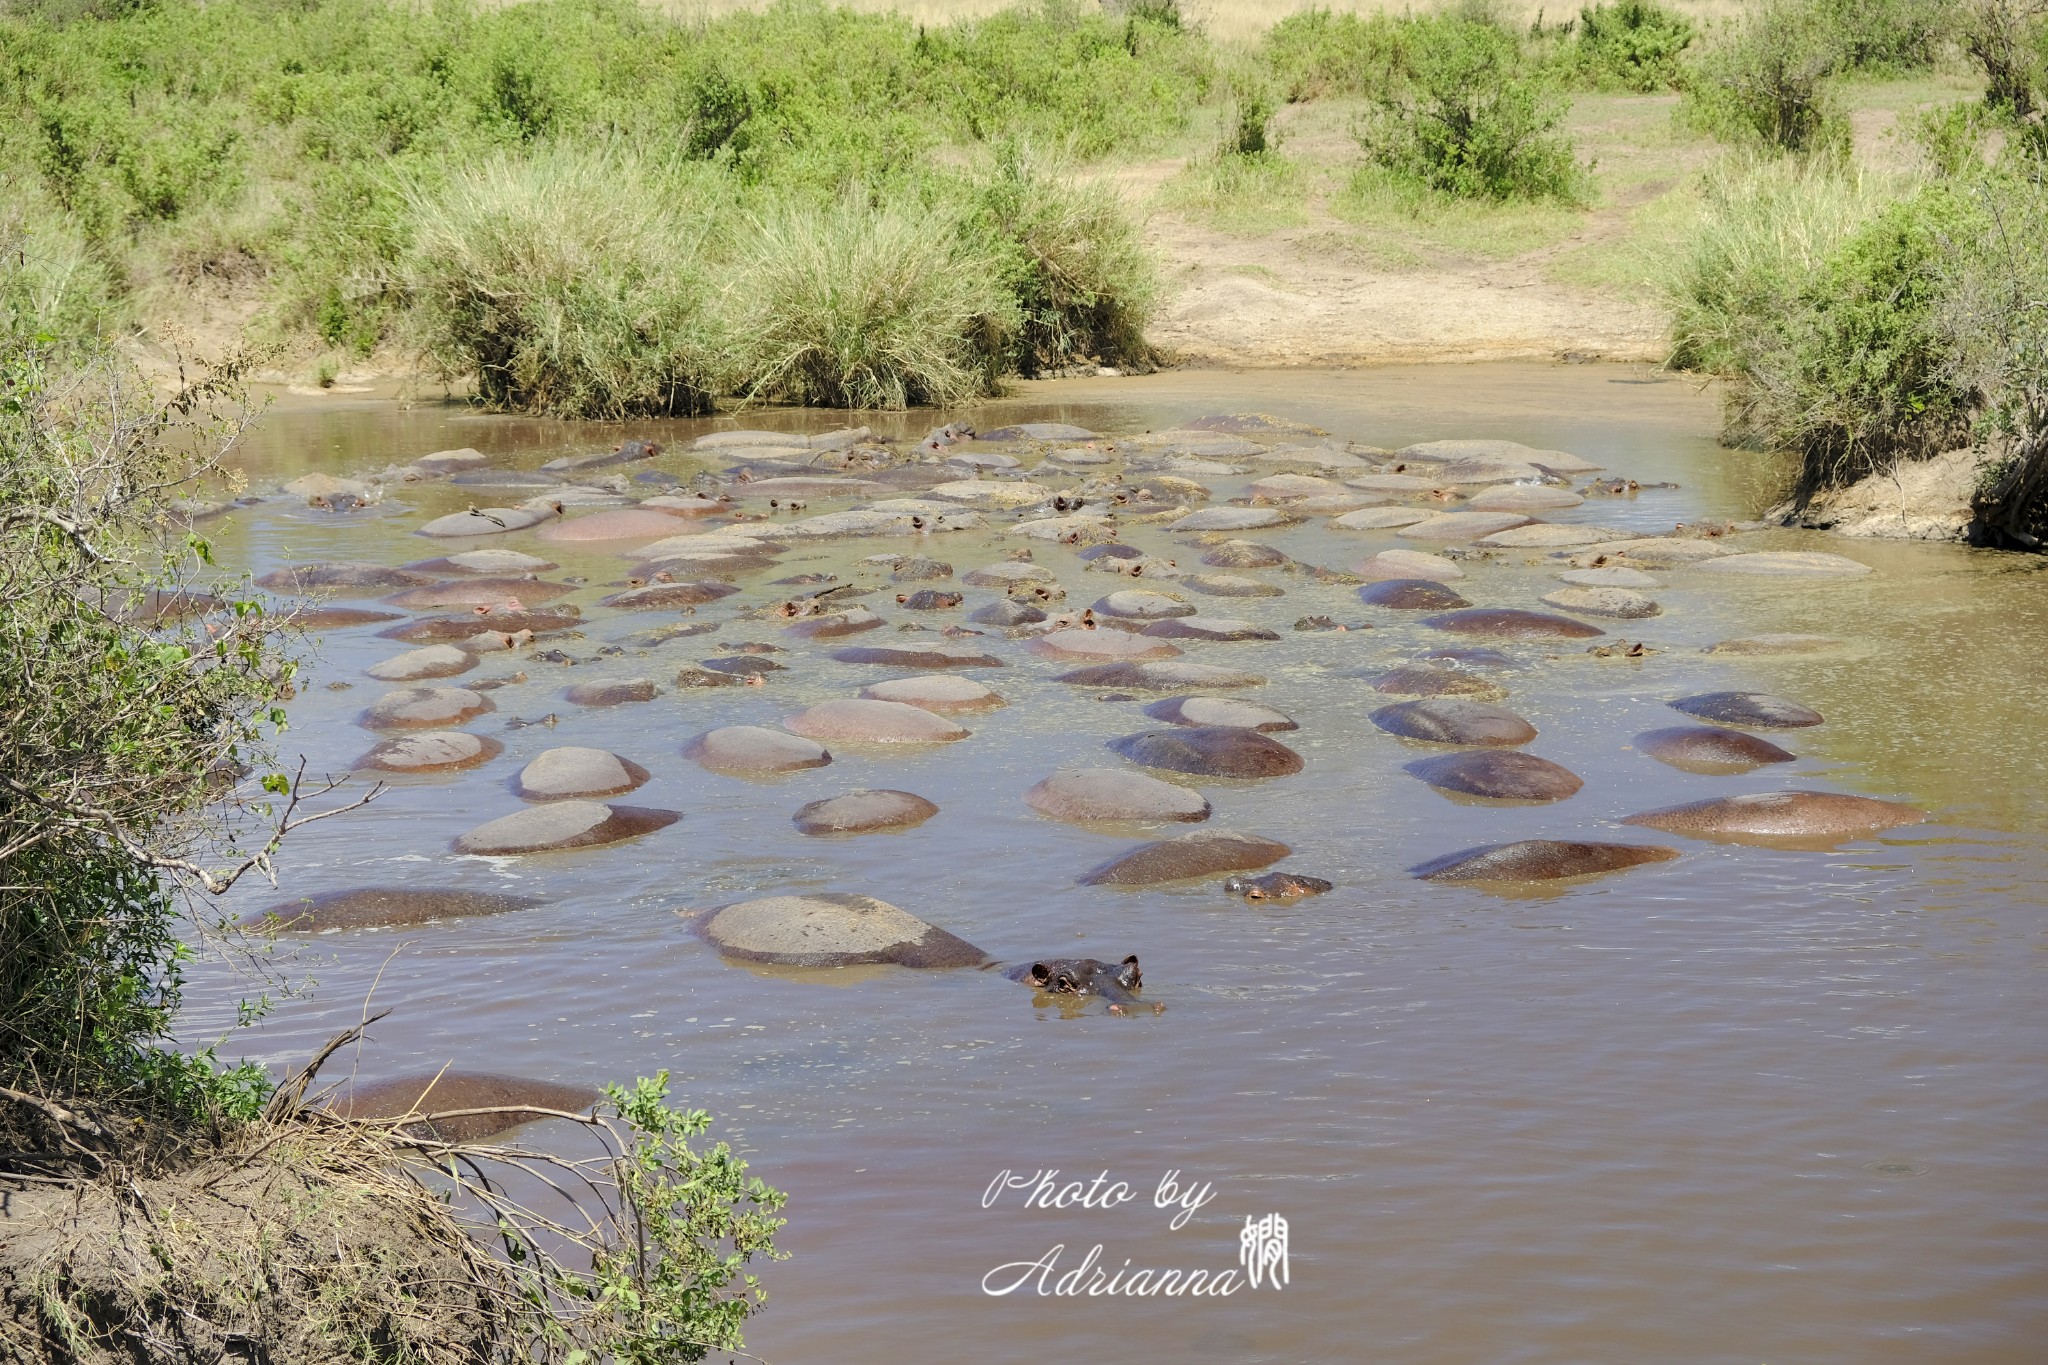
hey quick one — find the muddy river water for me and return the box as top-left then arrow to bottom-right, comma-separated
179,364 -> 2048,1363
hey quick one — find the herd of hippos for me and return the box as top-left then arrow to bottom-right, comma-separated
188,410 -> 1924,1134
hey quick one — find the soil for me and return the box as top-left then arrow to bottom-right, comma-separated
0,1143 -> 493,1364
1768,447 -> 1988,542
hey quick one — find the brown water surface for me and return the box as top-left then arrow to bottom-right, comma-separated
183,364 -> 2048,1363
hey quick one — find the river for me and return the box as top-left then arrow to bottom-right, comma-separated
179,362 -> 2048,1363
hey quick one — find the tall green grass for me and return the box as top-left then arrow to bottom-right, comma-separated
729,195 -> 1013,409
403,147 -> 727,417
0,0 -> 1199,409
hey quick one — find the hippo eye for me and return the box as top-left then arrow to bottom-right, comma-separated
1052,973 -> 1079,994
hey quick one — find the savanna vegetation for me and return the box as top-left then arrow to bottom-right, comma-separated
3,0 -> 2046,506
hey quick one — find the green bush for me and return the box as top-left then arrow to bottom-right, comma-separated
1571,0 -> 1696,92
1960,0 -> 2048,129
1810,0 -> 1957,73
1666,156 -> 1897,375
967,147 -> 1159,375
1938,172 -> 2048,541
1739,185 -> 1981,482
1355,16 -> 1586,202
1261,7 -> 1405,102
0,328 -> 297,1118
0,0 -> 1188,400
1681,0 -> 1851,157
728,193 -> 1016,409
403,145 -> 727,417
1664,158 -> 1999,496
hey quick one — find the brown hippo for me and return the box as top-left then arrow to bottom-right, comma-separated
1621,790 -> 1925,844
326,1073 -> 595,1142
1411,840 -> 1680,883
1108,727 -> 1304,779
1358,579 -> 1471,610
1405,750 -> 1583,802
1636,726 -> 1796,774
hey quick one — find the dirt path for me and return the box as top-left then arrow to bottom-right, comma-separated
1124,156 -> 1669,369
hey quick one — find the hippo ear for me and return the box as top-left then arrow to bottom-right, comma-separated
1027,962 -> 1053,987
1120,955 -> 1142,989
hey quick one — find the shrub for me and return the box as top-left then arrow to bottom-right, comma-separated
1571,0 -> 1696,92
1810,0 -> 1957,73
1664,158 -> 1992,497
402,144 -> 727,417
966,147 -> 1159,375
1666,156 -> 1897,375
728,193 -> 1016,409
1959,0 -> 2048,126
1739,185 -> 1981,485
1355,16 -> 1586,202
1681,0 -> 1850,157
1938,172 -> 2048,542
1261,7 -> 1405,102
0,327 -> 312,1116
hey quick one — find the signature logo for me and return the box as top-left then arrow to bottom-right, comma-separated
1239,1212 -> 1289,1290
978,1169 -> 1294,1298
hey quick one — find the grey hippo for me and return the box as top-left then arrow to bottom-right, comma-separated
1668,692 -> 1824,729
1005,955 -> 1160,1015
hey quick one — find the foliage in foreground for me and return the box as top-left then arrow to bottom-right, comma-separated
4,1064 -> 785,1364
0,324 -> 320,1116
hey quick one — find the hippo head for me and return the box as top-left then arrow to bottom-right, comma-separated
1017,955 -> 1153,1015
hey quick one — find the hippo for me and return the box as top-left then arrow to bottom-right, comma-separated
1411,840 -> 1680,883
1668,692 -> 1824,729
1370,698 -> 1537,747
1108,726 -> 1304,779
1420,608 -> 1604,640
1358,579 -> 1471,611
1223,873 -> 1332,901
325,1072 -> 595,1142
1404,750 -> 1583,802
1005,955 -> 1158,1015
1621,791 -> 1925,845
243,887 -> 543,933
1636,726 -> 1796,774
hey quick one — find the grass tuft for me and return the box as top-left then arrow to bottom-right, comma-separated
402,144 -> 727,417
728,193 -> 1016,409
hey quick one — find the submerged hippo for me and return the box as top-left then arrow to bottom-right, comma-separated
1411,840 -> 1680,883
1668,691 -> 1824,729
1621,790 -> 1925,844
326,1072 -> 596,1142
1005,955 -> 1159,1015
1636,725 -> 1796,774
1223,872 -> 1332,901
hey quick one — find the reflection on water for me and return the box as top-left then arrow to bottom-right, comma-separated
181,365 -> 2048,1363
